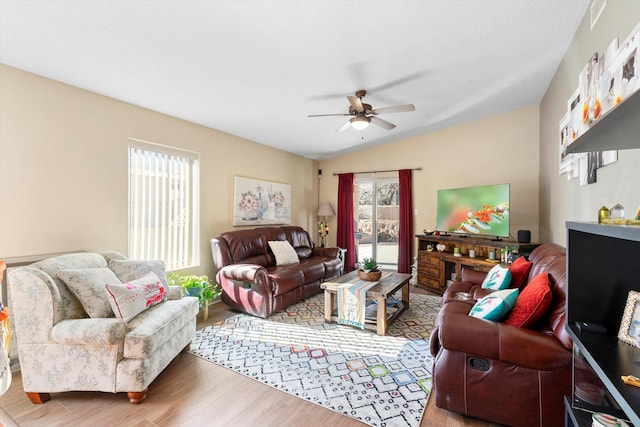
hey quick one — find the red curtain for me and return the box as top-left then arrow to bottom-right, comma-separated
337,173 -> 356,272
398,169 -> 413,273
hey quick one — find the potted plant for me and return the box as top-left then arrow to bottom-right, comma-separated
167,272 -> 222,307
358,257 -> 382,281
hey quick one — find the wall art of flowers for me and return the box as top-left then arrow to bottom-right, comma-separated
233,176 -> 291,226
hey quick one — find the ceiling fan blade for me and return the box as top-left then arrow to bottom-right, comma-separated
308,113 -> 351,117
370,116 -> 396,130
371,104 -> 415,115
336,120 -> 352,132
347,96 -> 364,113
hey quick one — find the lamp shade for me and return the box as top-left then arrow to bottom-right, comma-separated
317,202 -> 336,217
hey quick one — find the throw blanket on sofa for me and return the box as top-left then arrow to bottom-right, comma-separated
324,278 -> 379,329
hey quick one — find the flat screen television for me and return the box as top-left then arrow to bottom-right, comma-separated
436,183 -> 510,238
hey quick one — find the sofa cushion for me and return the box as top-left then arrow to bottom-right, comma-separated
469,288 -> 519,321
124,296 -> 199,358
509,256 -> 533,289
220,228 -> 270,266
57,268 -> 120,318
105,272 -> 167,322
267,267 -> 305,296
285,226 -> 314,259
268,240 -> 300,266
504,272 -> 552,328
109,259 -> 168,287
481,264 -> 512,290
298,258 -> 326,283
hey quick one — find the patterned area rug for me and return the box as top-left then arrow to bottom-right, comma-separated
189,292 -> 441,427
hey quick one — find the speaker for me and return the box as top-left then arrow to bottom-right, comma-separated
517,230 -> 531,243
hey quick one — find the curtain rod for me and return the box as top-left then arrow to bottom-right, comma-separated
332,167 -> 422,176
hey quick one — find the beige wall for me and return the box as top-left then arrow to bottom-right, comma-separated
6,0 -> 639,276
318,105 -> 541,249
0,64 -> 319,278
540,1 -> 640,244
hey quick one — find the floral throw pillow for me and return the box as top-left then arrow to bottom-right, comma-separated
109,259 -> 168,287
469,288 -> 519,321
481,264 -> 512,290
58,268 -> 120,318
105,272 -> 167,322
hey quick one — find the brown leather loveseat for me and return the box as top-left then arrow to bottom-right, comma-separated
211,226 -> 342,318
429,243 -> 571,427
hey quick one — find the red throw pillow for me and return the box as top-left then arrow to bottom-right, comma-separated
509,256 -> 532,289
503,272 -> 552,328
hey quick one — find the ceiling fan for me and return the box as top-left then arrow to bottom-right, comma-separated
308,90 -> 415,132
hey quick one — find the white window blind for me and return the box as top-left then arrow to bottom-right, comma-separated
128,139 -> 200,270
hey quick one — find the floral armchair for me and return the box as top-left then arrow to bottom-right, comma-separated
7,252 -> 199,404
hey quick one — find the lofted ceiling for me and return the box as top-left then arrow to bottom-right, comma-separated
0,0 -> 590,160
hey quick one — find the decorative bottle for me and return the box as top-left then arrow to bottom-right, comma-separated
598,206 -> 609,224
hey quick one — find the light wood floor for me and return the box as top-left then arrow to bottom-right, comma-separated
0,285 -> 501,427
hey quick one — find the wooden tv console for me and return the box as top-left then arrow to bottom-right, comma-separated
415,234 -> 539,294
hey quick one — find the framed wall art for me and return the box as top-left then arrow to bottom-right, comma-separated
618,290 -> 640,348
233,176 -> 291,226
559,111 -> 572,175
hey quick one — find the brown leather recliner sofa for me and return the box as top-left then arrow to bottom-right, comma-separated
210,226 -> 342,318
429,243 -> 572,427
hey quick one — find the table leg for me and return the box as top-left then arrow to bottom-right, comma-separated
324,290 -> 333,323
376,296 -> 387,336
402,282 -> 410,307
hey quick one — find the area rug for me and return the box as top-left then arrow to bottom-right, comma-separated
189,292 -> 441,427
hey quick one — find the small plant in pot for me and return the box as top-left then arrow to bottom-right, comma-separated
167,272 -> 221,307
358,257 -> 382,281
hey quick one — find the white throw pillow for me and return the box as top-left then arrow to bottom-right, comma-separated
58,268 -> 121,318
105,272 -> 167,322
268,240 -> 300,266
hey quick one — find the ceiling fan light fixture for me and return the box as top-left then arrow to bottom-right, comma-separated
350,116 -> 370,130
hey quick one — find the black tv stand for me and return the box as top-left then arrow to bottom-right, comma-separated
565,222 -> 640,426
491,236 -> 503,241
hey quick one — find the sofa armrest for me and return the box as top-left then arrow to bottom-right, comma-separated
52,318 -> 127,346
8,267 -> 64,342
217,264 -> 271,295
312,247 -> 339,258
461,267 -> 487,285
439,310 -> 571,370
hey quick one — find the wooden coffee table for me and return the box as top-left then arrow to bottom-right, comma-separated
320,270 -> 411,336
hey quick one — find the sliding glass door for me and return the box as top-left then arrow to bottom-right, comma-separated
354,177 -> 399,270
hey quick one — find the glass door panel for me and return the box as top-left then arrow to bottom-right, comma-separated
355,178 -> 398,270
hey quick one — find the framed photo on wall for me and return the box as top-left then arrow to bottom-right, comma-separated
233,176 -> 291,226
618,290 -> 640,348
559,111 -> 572,175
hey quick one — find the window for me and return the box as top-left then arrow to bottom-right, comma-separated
128,139 -> 200,270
